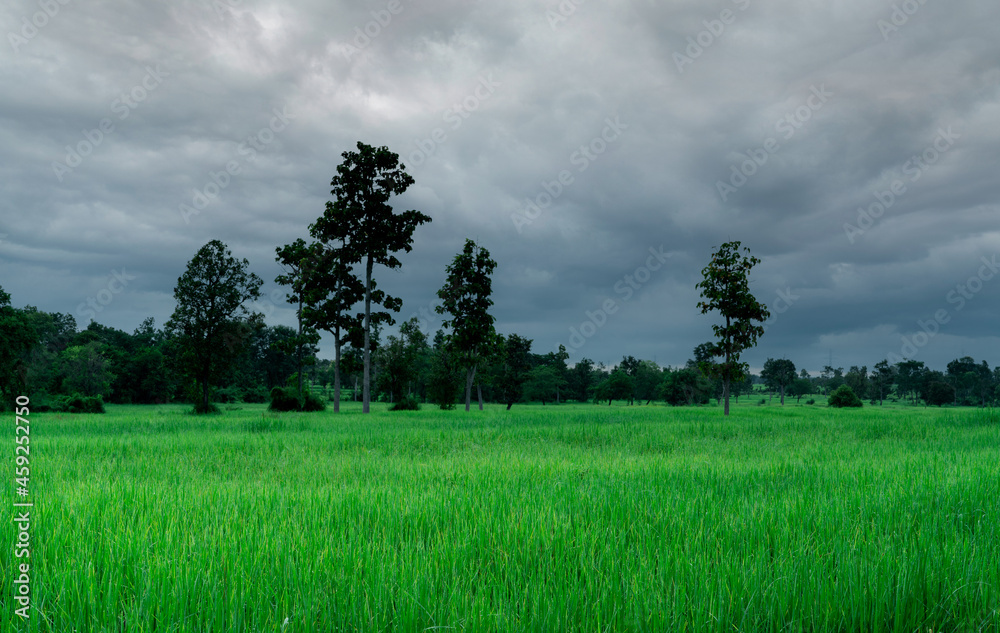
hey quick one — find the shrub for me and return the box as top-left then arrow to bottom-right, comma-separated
806,398 -> 815,405
390,395 -> 420,411
301,391 -> 327,412
758,398 -> 766,405
828,385 -> 863,408
61,394 -> 106,414
192,401 -> 220,414
269,387 -> 301,412
924,381 -> 955,407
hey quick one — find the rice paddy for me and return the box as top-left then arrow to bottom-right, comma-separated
3,402 -> 999,632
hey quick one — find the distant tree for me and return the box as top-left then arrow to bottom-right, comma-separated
788,377 -> 812,403
844,366 -> 869,402
165,240 -> 263,413
375,317 -> 427,403
633,360 -> 663,405
59,341 -> 113,398
567,357 -> 597,402
660,367 -> 711,406
524,365 -> 566,405
871,360 -> 895,405
0,287 -> 37,408
820,366 -> 845,393
594,369 -> 634,406
761,358 -> 796,405
545,345 -> 571,403
894,360 -> 926,405
311,142 -> 431,413
436,239 -> 497,412
427,330 -> 462,409
298,241 -> 365,413
494,334 -> 533,410
274,238 -> 326,400
924,381 -> 955,407
695,241 -> 770,415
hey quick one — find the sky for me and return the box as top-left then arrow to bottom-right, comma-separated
2,0 -> 999,374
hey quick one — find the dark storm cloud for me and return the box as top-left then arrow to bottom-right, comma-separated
2,0 -> 999,373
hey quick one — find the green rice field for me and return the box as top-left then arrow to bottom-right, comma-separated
3,402 -> 999,632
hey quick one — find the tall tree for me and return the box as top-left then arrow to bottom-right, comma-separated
695,241 -> 770,416
436,239 -> 497,412
165,240 -> 263,413
761,358 -> 796,405
871,360 -> 895,405
312,142 -> 431,413
275,239 -> 324,400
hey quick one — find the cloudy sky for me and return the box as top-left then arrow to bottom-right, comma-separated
2,0 -> 999,373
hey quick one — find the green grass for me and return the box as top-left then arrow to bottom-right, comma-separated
3,402 -> 999,632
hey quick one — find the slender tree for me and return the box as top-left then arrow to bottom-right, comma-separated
274,239 -> 323,400
436,239 -> 497,411
165,240 -> 263,413
696,241 -> 770,416
312,142 -> 431,413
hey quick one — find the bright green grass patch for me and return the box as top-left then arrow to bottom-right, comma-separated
3,403 -> 999,632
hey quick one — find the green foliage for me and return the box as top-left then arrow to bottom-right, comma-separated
660,367 -> 711,406
695,241 -> 770,415
828,384 -> 863,408
269,386 -> 302,412
494,334 -> 533,409
594,369 -> 634,405
761,358 -> 796,404
390,395 -> 420,411
524,365 -> 568,405
311,141 -> 432,413
436,239 -> 497,411
428,330 -> 463,409
301,391 -> 327,412
0,286 -> 37,407
165,240 -> 263,413
924,381 -> 956,407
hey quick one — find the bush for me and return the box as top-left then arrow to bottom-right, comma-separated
758,398 -> 766,405
390,395 -> 420,411
828,385 -> 863,408
924,381 -> 955,407
269,387 -> 301,412
806,398 -> 815,405
301,391 -> 326,412
60,394 -> 106,414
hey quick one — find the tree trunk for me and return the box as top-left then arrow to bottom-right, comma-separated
297,295 -> 304,400
333,334 -> 342,413
363,257 -> 373,413
464,365 -> 476,412
780,385 -> 785,405
506,402 -> 513,410
477,383 -> 483,410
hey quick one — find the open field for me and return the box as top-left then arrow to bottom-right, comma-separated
4,402 -> 999,632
